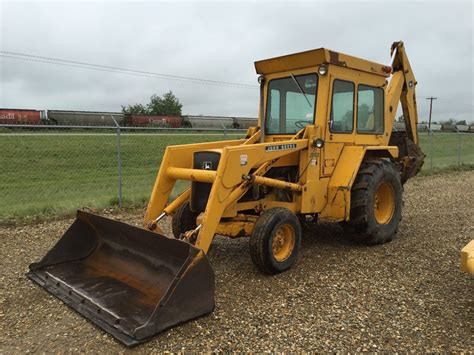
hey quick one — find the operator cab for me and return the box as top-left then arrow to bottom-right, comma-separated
255,48 -> 390,141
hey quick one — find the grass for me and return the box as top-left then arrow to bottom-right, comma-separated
0,131 -> 472,223
418,132 -> 474,169
0,132 -> 236,223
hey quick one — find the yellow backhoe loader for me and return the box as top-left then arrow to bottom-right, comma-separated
28,41 -> 424,346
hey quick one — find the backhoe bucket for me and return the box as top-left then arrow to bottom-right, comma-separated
27,210 -> 215,347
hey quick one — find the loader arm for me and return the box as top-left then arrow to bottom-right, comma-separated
145,126 -> 309,253
195,137 -> 308,253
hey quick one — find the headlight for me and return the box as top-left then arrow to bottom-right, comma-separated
313,138 -> 325,148
318,65 -> 328,76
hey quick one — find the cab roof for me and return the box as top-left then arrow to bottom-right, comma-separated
254,48 -> 390,77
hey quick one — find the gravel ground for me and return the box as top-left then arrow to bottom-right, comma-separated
1,171 -> 473,352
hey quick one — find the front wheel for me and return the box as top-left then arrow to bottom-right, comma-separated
171,201 -> 198,239
250,208 -> 302,274
347,159 -> 402,245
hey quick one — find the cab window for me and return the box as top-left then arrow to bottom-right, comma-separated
357,85 -> 384,134
265,74 -> 317,134
330,80 -> 354,133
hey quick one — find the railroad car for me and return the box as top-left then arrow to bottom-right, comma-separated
183,115 -> 235,129
455,124 -> 469,132
0,108 -> 44,124
441,124 -> 456,132
231,116 -> 258,129
47,110 -> 124,126
125,115 -> 184,128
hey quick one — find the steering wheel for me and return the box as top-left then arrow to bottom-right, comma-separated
295,120 -> 312,129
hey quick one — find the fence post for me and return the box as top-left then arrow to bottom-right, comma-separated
457,129 -> 462,167
429,129 -> 434,170
112,117 -> 122,208
222,123 -> 227,139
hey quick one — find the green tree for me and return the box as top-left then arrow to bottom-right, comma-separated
148,91 -> 183,116
121,103 -> 147,115
440,118 -> 455,125
121,91 -> 183,116
456,120 -> 467,125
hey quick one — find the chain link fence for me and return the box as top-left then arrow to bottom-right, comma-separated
0,125 -> 472,223
0,125 -> 243,222
419,131 -> 474,170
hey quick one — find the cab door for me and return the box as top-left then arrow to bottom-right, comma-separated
322,68 -> 358,177
354,80 -> 387,146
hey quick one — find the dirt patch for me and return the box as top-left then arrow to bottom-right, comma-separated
1,171 -> 473,352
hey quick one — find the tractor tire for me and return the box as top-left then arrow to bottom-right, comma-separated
250,208 -> 301,274
171,201 -> 198,239
347,159 -> 402,245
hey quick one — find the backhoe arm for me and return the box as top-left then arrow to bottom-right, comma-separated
388,41 -> 419,144
386,41 -> 424,182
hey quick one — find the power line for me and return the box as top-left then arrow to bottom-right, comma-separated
2,52 -> 473,109
0,50 -> 258,89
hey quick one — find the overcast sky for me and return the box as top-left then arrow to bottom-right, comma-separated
1,0 -> 473,122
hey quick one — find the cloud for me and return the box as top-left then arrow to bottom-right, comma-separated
1,0 -> 472,121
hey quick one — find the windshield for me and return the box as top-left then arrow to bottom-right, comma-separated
265,73 -> 318,134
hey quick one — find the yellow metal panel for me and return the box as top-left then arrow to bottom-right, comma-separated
255,48 -> 389,77
385,71 -> 404,141
255,48 -> 327,75
319,189 -> 348,222
322,143 -> 344,176
319,145 -> 398,222
219,139 -> 308,189
271,152 -> 300,167
461,240 -> 474,275
319,146 -> 365,222
144,139 -> 244,226
328,146 -> 366,188
215,221 -> 255,238
300,178 -> 329,214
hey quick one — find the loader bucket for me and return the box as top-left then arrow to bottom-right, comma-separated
27,210 -> 215,347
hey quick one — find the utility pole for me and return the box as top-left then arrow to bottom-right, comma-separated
426,97 -> 437,132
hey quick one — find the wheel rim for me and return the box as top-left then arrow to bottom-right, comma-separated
373,182 -> 395,225
271,224 -> 295,262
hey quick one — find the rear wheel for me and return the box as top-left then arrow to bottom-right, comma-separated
250,208 -> 301,274
171,201 -> 198,239
346,159 -> 402,245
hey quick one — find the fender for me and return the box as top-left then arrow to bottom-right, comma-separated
318,145 -> 398,222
